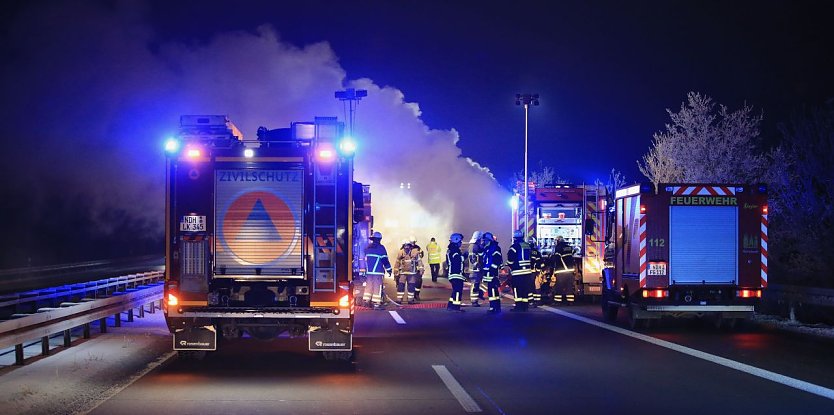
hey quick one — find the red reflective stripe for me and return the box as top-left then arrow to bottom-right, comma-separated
761,216 -> 769,227
720,186 -> 733,195
674,186 -> 688,195
705,186 -> 719,195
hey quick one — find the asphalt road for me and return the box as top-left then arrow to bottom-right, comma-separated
79,276 -> 834,415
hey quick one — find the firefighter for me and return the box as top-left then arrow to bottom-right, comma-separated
410,236 -> 425,300
446,233 -> 466,311
481,232 -> 503,313
506,230 -> 534,311
552,235 -> 576,304
427,237 -> 442,282
465,231 -> 485,306
528,237 -> 543,307
363,231 -> 393,310
394,240 -> 423,304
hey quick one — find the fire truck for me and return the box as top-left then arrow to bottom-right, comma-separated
163,115 -> 359,360
601,183 -> 768,328
513,184 -> 608,303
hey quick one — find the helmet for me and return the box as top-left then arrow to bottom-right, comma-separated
470,231 -> 482,244
450,233 -> 463,244
403,239 -> 413,246
370,231 -> 382,240
482,232 -> 494,242
512,230 -> 523,239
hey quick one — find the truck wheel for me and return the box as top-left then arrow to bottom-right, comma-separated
601,291 -> 618,322
628,306 -> 642,329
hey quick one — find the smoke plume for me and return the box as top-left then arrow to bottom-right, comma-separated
0,2 -> 508,265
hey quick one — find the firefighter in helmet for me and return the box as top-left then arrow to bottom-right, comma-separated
410,236 -> 425,300
552,235 -> 577,303
446,233 -> 466,311
465,231 -> 485,306
481,232 -> 503,313
394,239 -> 423,304
363,231 -> 393,310
528,237 -> 543,307
506,230 -> 534,311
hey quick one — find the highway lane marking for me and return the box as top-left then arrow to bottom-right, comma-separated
541,306 -> 834,401
77,350 -> 178,415
432,365 -> 483,412
389,310 -> 407,324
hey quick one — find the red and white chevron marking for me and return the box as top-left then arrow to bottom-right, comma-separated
672,185 -> 736,196
639,213 -> 647,288
761,213 -> 768,288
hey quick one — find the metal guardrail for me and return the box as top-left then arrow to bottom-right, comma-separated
0,271 -> 164,365
765,284 -> 834,308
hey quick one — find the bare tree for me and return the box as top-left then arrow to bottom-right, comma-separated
513,161 -> 566,193
639,92 -> 766,189
766,104 -> 834,285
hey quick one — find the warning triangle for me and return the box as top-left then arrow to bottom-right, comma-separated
238,199 -> 282,241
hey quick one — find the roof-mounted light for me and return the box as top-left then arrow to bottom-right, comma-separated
164,137 -> 180,154
317,147 -> 335,162
339,136 -> 357,155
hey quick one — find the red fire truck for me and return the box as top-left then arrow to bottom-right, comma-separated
513,184 -> 608,302
602,183 -> 768,328
163,115 -> 359,360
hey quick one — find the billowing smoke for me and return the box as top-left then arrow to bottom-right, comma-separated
0,2 -> 508,265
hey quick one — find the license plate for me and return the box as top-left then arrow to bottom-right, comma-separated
180,215 -> 206,232
648,262 -> 667,276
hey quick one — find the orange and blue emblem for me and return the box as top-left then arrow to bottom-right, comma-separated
218,190 -> 300,265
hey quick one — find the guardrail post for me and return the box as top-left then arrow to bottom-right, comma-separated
149,301 -> 156,314
84,323 -> 91,339
127,308 -> 134,322
114,312 -> 121,327
63,329 -> 71,347
15,344 -> 24,365
139,304 -> 145,318
100,317 -> 107,333
42,336 -> 50,356
158,299 -> 163,311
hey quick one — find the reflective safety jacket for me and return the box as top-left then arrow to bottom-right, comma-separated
482,242 -> 503,278
506,240 -> 533,276
446,244 -> 465,280
427,241 -> 442,265
395,247 -> 423,275
365,242 -> 392,276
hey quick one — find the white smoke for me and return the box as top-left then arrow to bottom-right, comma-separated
0,2 -> 510,252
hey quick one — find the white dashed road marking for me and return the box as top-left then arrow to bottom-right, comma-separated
389,310 -> 406,325
432,365 -> 483,412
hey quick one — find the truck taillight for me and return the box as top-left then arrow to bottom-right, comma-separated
642,289 -> 668,298
186,147 -> 201,158
339,294 -> 350,308
762,205 -> 768,215
167,293 -> 179,306
736,289 -> 761,298
639,204 -> 647,214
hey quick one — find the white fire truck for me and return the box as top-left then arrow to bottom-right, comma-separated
163,115 -> 360,360
513,184 -> 608,302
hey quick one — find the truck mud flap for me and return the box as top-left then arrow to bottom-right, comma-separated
309,328 -> 352,352
174,325 -> 217,351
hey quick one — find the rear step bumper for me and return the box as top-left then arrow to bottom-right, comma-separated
177,306 -> 350,319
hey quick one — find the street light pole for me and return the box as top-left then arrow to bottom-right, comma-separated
335,88 -> 368,136
516,93 -> 539,240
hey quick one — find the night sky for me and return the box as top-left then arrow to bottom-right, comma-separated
1,0 -> 832,267
147,0 -> 834,183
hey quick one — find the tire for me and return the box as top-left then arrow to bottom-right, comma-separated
628,305 -> 642,329
601,291 -> 618,322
